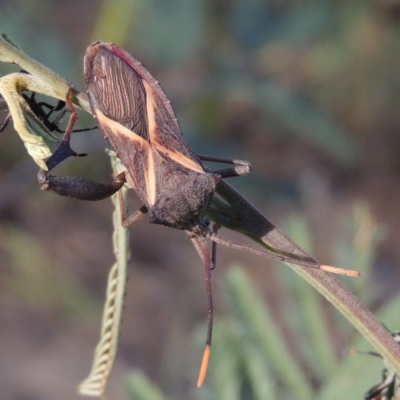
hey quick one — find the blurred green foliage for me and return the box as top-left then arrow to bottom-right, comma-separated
1,0 -> 400,399
0,225 -> 98,317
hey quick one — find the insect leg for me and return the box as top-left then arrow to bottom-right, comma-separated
38,170 -> 126,201
44,88 -> 86,171
187,233 -> 213,387
25,92 -> 97,134
198,155 -> 251,178
24,93 -> 66,129
0,113 -> 12,132
119,201 -> 148,229
2,92 -> 66,134
29,96 -> 67,133
38,88 -> 126,201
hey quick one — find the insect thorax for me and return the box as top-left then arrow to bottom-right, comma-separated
148,171 -> 220,231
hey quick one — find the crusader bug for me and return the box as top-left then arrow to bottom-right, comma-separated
38,41 -> 360,386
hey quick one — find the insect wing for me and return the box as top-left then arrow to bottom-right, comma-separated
84,42 -> 205,208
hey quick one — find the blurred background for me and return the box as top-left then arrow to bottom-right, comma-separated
1,1 -> 400,399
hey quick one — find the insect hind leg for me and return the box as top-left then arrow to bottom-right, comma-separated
186,232 -> 214,387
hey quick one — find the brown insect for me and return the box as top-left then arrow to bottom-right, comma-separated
38,41 -> 359,386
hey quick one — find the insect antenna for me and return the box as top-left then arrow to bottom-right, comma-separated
211,224 -> 218,270
348,349 -> 382,358
207,228 -> 360,277
188,234 -> 214,387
